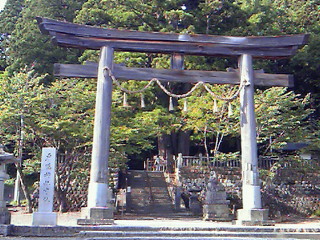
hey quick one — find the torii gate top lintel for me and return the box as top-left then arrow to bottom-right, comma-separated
37,17 -> 308,58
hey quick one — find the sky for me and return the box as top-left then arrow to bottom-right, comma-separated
0,0 -> 7,10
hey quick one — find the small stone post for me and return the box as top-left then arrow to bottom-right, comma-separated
32,147 -> 57,226
175,153 -> 183,210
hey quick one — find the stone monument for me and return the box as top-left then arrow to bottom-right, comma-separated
203,171 -> 231,221
0,145 -> 18,224
32,147 -> 57,225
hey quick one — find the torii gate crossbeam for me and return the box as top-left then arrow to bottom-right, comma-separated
37,17 -> 308,226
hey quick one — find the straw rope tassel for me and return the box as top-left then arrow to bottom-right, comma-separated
228,102 -> 233,117
123,92 -> 129,107
140,94 -> 146,108
213,99 -> 218,113
169,97 -> 174,111
183,98 -> 188,112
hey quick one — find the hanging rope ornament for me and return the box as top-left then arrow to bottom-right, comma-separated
169,97 -> 174,111
183,98 -> 188,112
123,92 -> 129,107
228,102 -> 233,118
140,94 -> 146,108
103,67 -> 244,110
213,99 -> 218,113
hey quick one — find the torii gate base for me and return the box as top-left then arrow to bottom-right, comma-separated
236,209 -> 271,226
77,207 -> 114,225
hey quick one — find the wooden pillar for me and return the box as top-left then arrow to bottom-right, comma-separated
171,53 -> 184,70
171,54 -> 184,210
78,46 -> 114,225
236,54 -> 271,225
239,54 -> 261,209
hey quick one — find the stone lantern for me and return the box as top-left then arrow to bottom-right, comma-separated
0,145 -> 18,224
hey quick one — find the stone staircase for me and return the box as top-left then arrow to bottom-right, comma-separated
126,170 -> 177,217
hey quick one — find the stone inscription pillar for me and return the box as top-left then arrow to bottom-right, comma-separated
32,147 -> 57,226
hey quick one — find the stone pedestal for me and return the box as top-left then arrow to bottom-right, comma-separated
32,212 -> 57,226
203,203 -> 231,221
0,170 -> 11,224
189,194 -> 202,216
203,172 -> 231,221
174,186 -> 182,211
235,209 -> 274,226
77,207 -> 114,225
0,208 -> 10,224
78,184 -> 114,225
0,145 -> 18,225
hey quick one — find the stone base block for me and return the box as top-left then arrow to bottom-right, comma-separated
77,207 -> 114,225
0,210 -> 11,224
203,204 -> 231,221
235,209 -> 274,226
32,212 -> 57,226
77,218 -> 114,225
0,224 -> 11,236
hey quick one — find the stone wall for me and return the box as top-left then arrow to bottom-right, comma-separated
178,163 -> 320,219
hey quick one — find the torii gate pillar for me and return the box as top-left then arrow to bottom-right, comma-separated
235,54 -> 270,225
77,46 -> 114,225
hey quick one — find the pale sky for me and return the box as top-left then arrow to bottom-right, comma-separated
0,0 -> 7,10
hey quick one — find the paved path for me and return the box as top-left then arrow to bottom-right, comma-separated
10,210 -> 320,228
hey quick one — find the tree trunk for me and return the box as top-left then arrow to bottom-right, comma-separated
158,134 -> 175,173
177,130 -> 190,155
55,187 -> 68,212
15,164 -> 33,213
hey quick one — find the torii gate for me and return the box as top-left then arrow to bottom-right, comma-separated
37,17 -> 308,225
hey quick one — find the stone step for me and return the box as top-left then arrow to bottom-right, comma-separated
78,230 -> 320,239
78,237 -> 316,240
8,225 -> 320,238
127,170 -> 175,215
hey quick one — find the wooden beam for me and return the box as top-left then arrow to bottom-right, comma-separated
37,17 -> 309,48
52,33 -> 298,57
54,63 -> 293,87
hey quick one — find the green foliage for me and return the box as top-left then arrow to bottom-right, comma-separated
0,71 -> 96,173
0,70 -> 161,174
255,87 -> 314,154
313,209 -> 320,217
0,0 -> 25,70
2,0 -> 86,75
213,151 -> 240,161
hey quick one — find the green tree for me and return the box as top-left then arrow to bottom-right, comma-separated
0,0 -> 25,70
3,0 -> 86,76
255,87 -> 314,154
